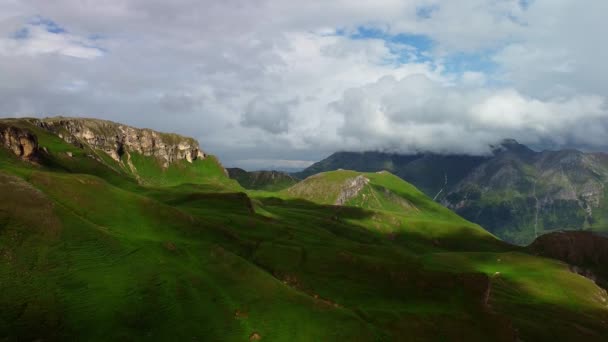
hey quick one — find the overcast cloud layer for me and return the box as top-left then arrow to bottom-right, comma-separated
0,0 -> 607,169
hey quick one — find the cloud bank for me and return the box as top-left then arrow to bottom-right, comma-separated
0,1 -> 606,169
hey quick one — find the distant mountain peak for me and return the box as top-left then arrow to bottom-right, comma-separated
490,138 -> 535,156
500,138 -> 520,146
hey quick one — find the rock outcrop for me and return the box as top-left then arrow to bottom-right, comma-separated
0,123 -> 38,159
335,175 -> 370,205
32,117 -> 205,167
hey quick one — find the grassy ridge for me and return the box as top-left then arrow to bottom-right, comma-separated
282,170 -> 501,251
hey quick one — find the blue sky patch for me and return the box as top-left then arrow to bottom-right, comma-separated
12,27 -> 29,40
335,26 -> 435,64
333,25 -> 503,75
442,50 -> 498,74
519,0 -> 533,10
29,16 -> 66,34
348,26 -> 434,51
416,4 -> 439,19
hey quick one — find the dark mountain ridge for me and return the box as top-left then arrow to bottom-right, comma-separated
227,167 -> 297,191
298,140 -> 608,244
529,231 -> 608,288
294,151 -> 490,198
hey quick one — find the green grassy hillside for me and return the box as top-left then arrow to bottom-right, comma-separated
293,144 -> 608,246
2,119 -> 608,341
283,170 -> 503,251
294,151 -> 488,197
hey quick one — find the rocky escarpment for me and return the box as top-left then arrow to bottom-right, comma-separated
32,117 -> 205,167
0,123 -> 38,159
529,231 -> 608,288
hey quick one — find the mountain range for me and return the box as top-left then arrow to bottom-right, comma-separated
293,140 -> 608,244
2,117 -> 608,340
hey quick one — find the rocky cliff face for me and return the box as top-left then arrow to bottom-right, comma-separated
32,117 -> 205,167
335,175 -> 370,205
0,123 -> 38,159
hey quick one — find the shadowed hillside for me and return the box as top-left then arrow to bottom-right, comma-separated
227,167 -> 297,191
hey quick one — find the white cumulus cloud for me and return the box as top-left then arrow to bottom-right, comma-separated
0,1 -> 606,169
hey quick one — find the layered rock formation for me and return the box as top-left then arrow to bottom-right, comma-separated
0,123 -> 38,159
32,117 -> 205,167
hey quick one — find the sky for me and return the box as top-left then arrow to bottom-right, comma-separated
0,0 -> 607,170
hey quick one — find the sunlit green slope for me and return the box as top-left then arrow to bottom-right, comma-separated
282,170 -> 503,251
